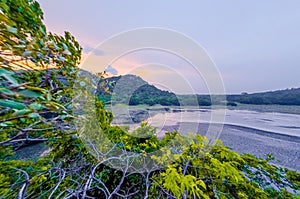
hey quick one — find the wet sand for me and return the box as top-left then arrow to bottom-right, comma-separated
159,122 -> 300,171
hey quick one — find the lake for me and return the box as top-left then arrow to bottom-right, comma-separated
109,104 -> 300,171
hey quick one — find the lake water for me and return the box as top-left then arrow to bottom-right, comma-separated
111,105 -> 300,171
145,108 -> 300,137
112,105 -> 300,138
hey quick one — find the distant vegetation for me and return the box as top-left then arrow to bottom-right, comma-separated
97,74 -> 180,106
97,74 -> 213,106
227,88 -> 300,105
97,74 -> 300,106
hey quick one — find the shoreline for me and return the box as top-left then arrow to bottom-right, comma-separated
158,122 -> 300,171
110,105 -> 300,171
158,122 -> 300,142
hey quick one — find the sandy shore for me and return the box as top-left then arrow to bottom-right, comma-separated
14,122 -> 299,172
159,122 -> 300,172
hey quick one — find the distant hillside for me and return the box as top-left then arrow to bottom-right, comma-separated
78,69 -> 101,89
96,74 -> 179,106
96,74 -> 300,106
227,88 -> 300,105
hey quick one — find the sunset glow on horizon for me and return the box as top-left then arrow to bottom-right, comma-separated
38,0 -> 300,94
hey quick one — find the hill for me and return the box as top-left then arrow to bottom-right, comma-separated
227,88 -> 300,105
97,74 -> 300,106
96,74 -> 179,106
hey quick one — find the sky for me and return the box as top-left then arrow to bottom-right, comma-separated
37,0 -> 300,94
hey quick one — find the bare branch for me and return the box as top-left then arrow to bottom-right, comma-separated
13,168 -> 30,199
48,168 -> 66,199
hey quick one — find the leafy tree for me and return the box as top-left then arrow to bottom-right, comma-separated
97,74 -> 180,106
0,0 -> 81,155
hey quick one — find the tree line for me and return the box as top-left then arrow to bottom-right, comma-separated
98,75 -> 300,106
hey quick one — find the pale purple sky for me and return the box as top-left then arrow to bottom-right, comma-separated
38,0 -> 300,94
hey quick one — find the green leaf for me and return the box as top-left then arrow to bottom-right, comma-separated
36,52 -> 44,59
7,26 -> 17,34
14,45 -> 26,49
0,87 -> 14,95
18,39 -> 26,45
39,26 -> 46,35
12,109 -> 31,116
0,121 -> 13,127
22,50 -> 31,57
19,90 -> 43,98
0,68 -> 18,86
17,6 -> 23,13
59,115 -> 70,120
197,180 -> 206,190
46,92 -> 52,100
57,55 -> 66,62
62,43 -> 68,50
62,49 -> 71,55
24,86 -> 47,93
28,112 -> 40,119
0,68 -> 12,76
0,99 -> 26,110
0,123 -> 9,127
0,3 -> 10,13
46,101 -> 66,110
29,103 -> 45,110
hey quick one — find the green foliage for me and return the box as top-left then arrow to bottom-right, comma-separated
0,0 -> 81,151
151,136 -> 299,198
97,74 -> 180,106
98,74 -> 300,106
91,97 -> 165,154
0,1 -> 299,198
227,88 -> 300,105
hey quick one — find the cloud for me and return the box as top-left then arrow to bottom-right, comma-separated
82,46 -> 104,56
105,65 -> 118,75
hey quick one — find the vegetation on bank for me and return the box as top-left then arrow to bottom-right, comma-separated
227,88 -> 300,105
97,75 -> 300,106
0,1 -> 299,198
97,74 -> 180,106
